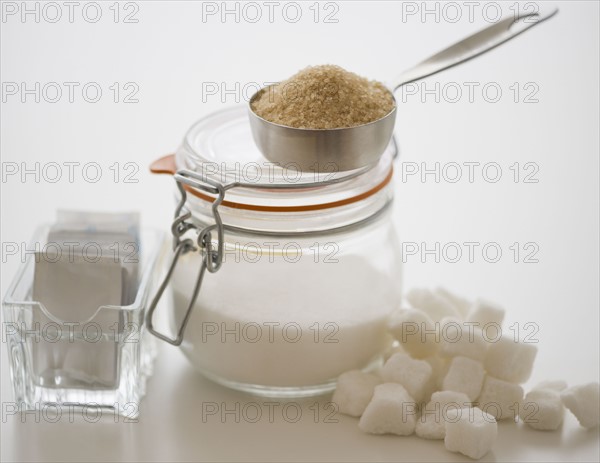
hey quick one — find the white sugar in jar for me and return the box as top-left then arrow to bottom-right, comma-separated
149,106 -> 402,397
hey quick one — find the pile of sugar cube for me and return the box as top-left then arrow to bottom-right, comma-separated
333,287 -> 600,460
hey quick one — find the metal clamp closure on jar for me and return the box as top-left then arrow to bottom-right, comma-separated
146,170 -> 226,346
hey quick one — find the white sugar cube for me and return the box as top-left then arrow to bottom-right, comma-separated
444,407 -> 498,460
416,391 -> 472,440
381,353 -> 432,402
477,375 -> 523,420
420,356 -> 449,403
358,383 -> 417,436
438,317 -> 488,362
415,413 -> 444,440
430,390 -> 474,408
484,336 -> 537,383
406,288 -> 461,322
560,382 -> 600,429
388,307 -> 438,359
435,287 -> 472,318
533,380 -> 567,392
332,370 -> 383,417
383,343 -> 405,362
425,355 -> 451,390
467,298 -> 505,327
443,356 -> 485,401
521,388 -> 564,431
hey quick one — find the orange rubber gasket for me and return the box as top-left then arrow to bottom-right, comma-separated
150,154 -> 393,213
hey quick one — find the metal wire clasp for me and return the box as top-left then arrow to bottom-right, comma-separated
146,169 -> 226,346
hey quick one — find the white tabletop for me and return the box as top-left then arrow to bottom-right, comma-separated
2,343 -> 599,462
1,1 -> 599,461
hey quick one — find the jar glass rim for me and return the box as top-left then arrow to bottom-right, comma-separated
175,105 -> 397,211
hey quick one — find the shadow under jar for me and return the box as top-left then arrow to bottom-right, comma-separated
149,106 -> 402,397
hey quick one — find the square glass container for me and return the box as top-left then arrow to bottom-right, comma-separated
2,226 -> 165,417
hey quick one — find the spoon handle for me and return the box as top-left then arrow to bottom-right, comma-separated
391,6 -> 558,90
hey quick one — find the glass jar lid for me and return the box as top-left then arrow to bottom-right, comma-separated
173,106 -> 396,211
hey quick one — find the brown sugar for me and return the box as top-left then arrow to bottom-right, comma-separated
250,65 -> 395,129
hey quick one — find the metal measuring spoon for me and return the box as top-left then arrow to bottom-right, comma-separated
248,7 -> 558,172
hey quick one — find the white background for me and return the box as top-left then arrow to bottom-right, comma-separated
1,1 -> 599,461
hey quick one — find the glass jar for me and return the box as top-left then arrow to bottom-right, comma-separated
149,106 -> 402,397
